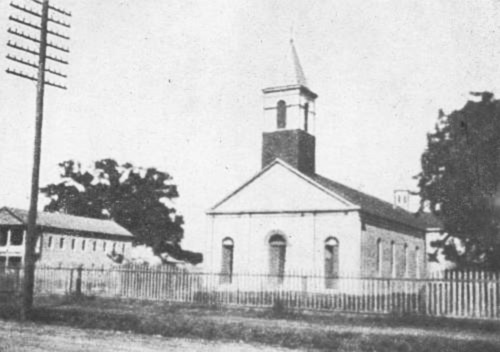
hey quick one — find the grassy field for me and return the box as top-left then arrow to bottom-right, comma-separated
0,320 -> 293,352
2,295 -> 500,351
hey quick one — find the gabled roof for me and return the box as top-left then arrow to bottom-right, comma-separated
311,175 -> 432,231
209,159 -> 438,231
0,207 -> 133,237
208,159 -> 359,213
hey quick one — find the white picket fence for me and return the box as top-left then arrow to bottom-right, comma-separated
2,266 -> 500,320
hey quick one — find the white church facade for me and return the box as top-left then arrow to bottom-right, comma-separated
204,41 -> 431,286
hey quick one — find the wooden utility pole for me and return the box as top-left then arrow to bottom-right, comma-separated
5,0 -> 71,320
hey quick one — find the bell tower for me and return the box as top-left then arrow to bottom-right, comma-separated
261,40 -> 318,175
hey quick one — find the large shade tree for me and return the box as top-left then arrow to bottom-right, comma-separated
41,159 -> 184,248
417,92 -> 500,269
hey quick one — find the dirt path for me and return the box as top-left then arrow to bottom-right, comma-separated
0,320 -> 299,352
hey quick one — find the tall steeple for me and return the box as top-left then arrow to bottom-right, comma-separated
290,39 -> 308,87
261,40 -> 318,175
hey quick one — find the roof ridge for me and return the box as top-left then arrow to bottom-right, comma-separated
313,174 -> 406,212
0,207 -> 133,237
311,173 -> 431,231
1,207 -> 27,224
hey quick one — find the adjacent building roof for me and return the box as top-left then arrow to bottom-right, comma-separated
0,207 -> 133,238
311,174 -> 435,231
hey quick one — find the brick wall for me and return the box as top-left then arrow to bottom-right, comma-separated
361,223 -> 425,278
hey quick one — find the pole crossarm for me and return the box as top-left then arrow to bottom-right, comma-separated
11,2 -> 71,28
7,55 -> 67,78
8,41 -> 69,64
31,0 -> 72,17
10,3 -> 41,19
6,68 -> 67,90
8,28 -> 69,53
9,16 -> 70,40
6,0 -> 72,319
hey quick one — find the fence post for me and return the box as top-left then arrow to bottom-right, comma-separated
75,265 -> 83,296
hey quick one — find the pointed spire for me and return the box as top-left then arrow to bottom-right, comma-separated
290,39 -> 307,87
263,39 -> 315,96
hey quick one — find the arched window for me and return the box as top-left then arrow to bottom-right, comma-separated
324,237 -> 339,289
390,241 -> 396,278
277,100 -> 287,129
220,237 -> 234,284
376,239 -> 383,276
304,102 -> 309,132
269,234 -> 286,284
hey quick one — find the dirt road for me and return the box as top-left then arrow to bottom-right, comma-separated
0,320 -> 297,352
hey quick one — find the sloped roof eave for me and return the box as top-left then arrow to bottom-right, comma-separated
0,207 -> 133,237
208,159 -> 357,213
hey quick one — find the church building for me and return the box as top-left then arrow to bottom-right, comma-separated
205,41 -> 429,284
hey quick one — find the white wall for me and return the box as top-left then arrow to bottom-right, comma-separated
263,89 -> 316,134
39,232 -> 133,268
205,210 -> 362,276
214,163 -> 351,213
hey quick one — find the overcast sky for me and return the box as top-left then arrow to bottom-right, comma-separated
1,0 -> 500,251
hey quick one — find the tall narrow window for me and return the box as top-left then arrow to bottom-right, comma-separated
93,241 -> 97,251
220,238 -> 234,284
324,237 -> 339,289
122,243 -> 126,254
277,100 -> 287,129
402,244 -> 408,277
58,237 -> 64,249
81,240 -> 86,251
376,239 -> 383,276
304,102 -> 309,132
269,234 -> 286,284
0,228 -> 8,247
415,246 -> 420,278
390,241 -> 396,278
71,239 -> 76,251
47,236 -> 53,249
103,241 -> 107,252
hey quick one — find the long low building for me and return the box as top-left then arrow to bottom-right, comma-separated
0,207 -> 134,268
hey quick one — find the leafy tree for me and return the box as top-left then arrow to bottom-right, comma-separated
41,159 -> 184,248
417,92 -> 500,269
